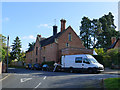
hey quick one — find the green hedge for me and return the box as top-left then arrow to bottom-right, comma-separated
93,48 -> 120,68
92,55 -> 104,66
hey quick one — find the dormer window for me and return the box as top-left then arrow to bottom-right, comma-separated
68,33 -> 72,41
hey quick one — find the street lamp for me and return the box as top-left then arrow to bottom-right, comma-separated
6,35 -> 9,73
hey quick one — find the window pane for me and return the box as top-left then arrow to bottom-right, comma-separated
69,33 -> 72,41
83,58 -> 89,63
75,57 -> 82,63
36,47 -> 38,55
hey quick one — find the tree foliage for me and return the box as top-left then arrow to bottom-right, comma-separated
10,36 -> 22,61
0,34 -> 7,61
80,12 -> 119,50
28,42 -> 35,51
94,48 -> 105,56
94,48 -> 120,67
80,17 -> 92,48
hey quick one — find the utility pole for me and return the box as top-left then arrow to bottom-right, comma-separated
6,35 -> 9,73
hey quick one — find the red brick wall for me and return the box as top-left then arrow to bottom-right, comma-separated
58,26 -> 85,50
25,51 -> 33,64
61,48 -> 93,55
25,26 -> 89,64
41,43 -> 58,63
33,37 -> 41,64
56,26 -> 86,62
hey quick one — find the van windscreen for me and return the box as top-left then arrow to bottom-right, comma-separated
87,55 -> 98,63
88,58 -> 98,63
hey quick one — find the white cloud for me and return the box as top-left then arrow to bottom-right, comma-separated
37,24 -> 52,29
22,35 -> 36,40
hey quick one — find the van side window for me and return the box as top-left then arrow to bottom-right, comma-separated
83,58 -> 90,64
75,57 -> 82,63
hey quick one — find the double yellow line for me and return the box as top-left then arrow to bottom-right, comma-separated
0,74 -> 11,81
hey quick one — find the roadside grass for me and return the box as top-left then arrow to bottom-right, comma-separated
104,78 -> 120,89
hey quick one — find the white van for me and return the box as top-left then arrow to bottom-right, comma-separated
61,54 -> 104,73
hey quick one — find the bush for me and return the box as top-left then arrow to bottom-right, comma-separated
94,48 -> 120,68
92,55 -> 104,65
103,55 -> 111,67
107,49 -> 119,66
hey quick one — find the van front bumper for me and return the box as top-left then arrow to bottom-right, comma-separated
96,67 -> 104,72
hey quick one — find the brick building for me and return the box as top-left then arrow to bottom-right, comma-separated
25,19 -> 93,64
108,37 -> 120,50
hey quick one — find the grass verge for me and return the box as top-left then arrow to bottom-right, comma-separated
104,78 -> 120,89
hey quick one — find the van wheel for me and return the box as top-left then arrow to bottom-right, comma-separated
88,69 -> 93,74
70,69 -> 73,73
69,68 -> 73,73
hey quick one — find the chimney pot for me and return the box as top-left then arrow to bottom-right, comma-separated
53,25 -> 57,36
60,19 -> 66,32
37,35 -> 41,37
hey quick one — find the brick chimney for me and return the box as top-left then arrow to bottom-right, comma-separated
60,19 -> 66,32
37,34 -> 41,37
53,25 -> 57,36
111,37 -> 116,44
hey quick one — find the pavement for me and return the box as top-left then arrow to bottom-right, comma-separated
102,68 -> 120,75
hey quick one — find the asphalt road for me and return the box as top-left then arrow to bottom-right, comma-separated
1,68 -> 120,89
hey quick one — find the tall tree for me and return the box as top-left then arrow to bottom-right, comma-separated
80,12 -> 119,50
91,19 -> 102,48
10,36 -> 22,61
28,42 -> 35,51
80,17 -> 92,48
0,34 -> 7,61
98,12 -> 118,49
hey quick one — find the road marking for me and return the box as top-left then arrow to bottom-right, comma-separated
20,78 -> 32,83
43,76 -> 46,80
0,74 -> 11,81
14,74 -> 30,76
34,82 -> 41,88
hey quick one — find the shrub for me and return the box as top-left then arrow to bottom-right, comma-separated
94,48 -> 120,68
103,55 -> 111,67
92,55 -> 104,65
107,49 -> 119,66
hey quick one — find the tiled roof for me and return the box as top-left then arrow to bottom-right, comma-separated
26,26 -> 71,52
40,32 -> 62,47
39,26 -> 70,47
